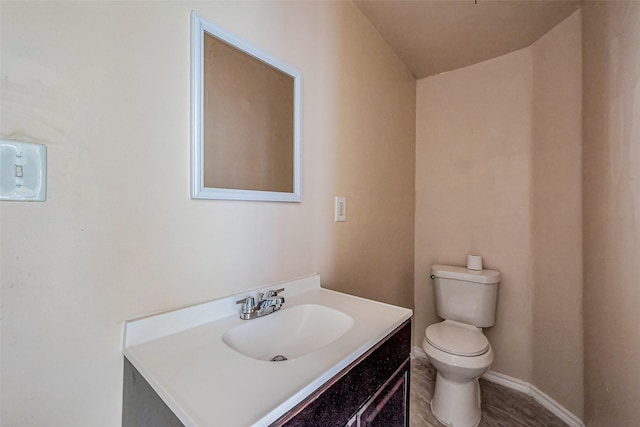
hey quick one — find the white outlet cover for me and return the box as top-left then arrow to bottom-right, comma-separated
1,139 -> 47,201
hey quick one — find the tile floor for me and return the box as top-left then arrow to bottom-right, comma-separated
410,354 -> 569,427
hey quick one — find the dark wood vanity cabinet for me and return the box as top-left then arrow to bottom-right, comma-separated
271,319 -> 411,427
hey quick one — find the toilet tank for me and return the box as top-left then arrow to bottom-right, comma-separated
431,264 -> 500,328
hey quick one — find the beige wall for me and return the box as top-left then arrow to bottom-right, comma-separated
531,11 -> 583,418
415,48 -> 535,381
318,6 -> 416,308
582,2 -> 640,425
0,2 -> 415,425
415,12 -> 583,416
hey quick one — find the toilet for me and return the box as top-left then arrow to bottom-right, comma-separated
422,264 -> 501,427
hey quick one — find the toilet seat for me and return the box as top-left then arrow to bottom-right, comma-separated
425,320 -> 489,357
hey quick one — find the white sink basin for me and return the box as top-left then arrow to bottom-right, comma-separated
222,303 -> 354,361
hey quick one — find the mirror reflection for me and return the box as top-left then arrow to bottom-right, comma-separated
203,34 -> 294,193
191,12 -> 302,202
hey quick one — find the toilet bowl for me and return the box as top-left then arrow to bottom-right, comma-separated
423,320 -> 494,427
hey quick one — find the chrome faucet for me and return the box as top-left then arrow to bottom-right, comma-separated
236,288 -> 285,320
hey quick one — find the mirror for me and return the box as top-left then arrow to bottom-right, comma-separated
190,12 -> 302,202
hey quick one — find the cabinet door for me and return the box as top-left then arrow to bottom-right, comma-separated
347,363 -> 408,427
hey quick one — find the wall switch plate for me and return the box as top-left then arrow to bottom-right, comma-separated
1,139 -> 47,201
335,196 -> 346,222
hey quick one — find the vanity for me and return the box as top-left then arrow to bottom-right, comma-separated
122,275 -> 412,426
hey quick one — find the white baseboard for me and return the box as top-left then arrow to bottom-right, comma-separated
527,383 -> 585,427
481,370 -> 585,427
411,346 -> 585,427
481,370 -> 530,394
411,346 -> 427,359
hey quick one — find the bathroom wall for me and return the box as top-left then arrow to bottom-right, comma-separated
415,48 -> 535,382
531,11 -> 583,418
582,2 -> 640,425
316,2 -> 416,309
415,12 -> 583,414
0,2 -> 415,425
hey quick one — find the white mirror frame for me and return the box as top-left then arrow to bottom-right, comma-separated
190,12 -> 302,202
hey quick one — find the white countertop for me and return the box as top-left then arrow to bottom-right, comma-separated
122,274 -> 412,427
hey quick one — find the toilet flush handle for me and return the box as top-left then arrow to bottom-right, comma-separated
430,275 -> 435,280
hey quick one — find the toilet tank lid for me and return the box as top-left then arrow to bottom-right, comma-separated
431,264 -> 501,284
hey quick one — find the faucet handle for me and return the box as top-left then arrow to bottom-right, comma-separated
267,288 -> 285,297
235,296 -> 255,313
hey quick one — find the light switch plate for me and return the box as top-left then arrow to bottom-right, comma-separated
335,196 -> 346,222
1,139 -> 47,201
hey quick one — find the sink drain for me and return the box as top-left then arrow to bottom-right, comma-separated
270,355 -> 288,362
